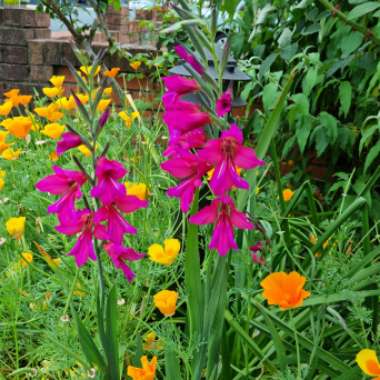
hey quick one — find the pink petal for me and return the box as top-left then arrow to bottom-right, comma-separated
234,146 -> 265,169
189,200 -> 219,225
230,209 -> 254,230
163,75 -> 200,95
221,124 -> 243,144
209,216 -> 237,255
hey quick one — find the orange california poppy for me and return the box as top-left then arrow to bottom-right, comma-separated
127,355 -> 157,380
104,67 -> 121,78
356,349 -> 380,379
260,271 -> 310,309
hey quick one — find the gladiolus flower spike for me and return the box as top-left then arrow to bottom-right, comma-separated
160,50 -> 264,256
35,101 -> 148,281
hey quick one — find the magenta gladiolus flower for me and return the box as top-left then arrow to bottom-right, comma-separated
35,166 -> 87,218
199,124 -> 264,195
91,157 -> 127,205
163,94 -> 199,112
216,90 -> 232,117
189,196 -> 254,256
164,108 -> 210,134
250,242 -> 265,264
104,242 -> 144,281
250,242 -> 262,252
175,44 -> 205,75
164,127 -> 207,157
161,152 -> 211,212
95,194 -> 148,243
163,75 -> 200,95
56,210 -> 97,266
56,132 -> 82,156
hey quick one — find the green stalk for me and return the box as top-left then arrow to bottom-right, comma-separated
270,142 -> 291,247
184,191 -> 204,375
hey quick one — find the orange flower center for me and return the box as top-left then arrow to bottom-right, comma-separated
367,360 -> 380,375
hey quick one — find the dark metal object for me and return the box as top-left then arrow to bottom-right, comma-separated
169,39 -> 250,107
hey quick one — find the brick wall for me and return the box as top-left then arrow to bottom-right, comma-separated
0,7 -> 162,101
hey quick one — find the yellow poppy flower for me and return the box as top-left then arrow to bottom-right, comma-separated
42,87 -> 63,98
127,356 -> 157,380
4,89 -> 31,107
2,148 -> 20,160
19,251 -> 33,268
6,216 -> 26,239
4,88 -> 20,99
0,101 -> 13,117
104,87 -> 113,97
1,116 -> 32,139
282,188 -> 294,202
119,111 -> 132,128
130,61 -> 142,71
16,95 -> 32,107
148,239 -> 180,266
97,99 -> 111,112
34,104 -> 63,122
104,67 -> 120,78
55,96 -> 76,111
75,93 -> 89,105
49,75 -> 65,88
131,111 -> 140,121
125,182 -> 148,200
356,349 -> 380,378
153,290 -> 178,317
41,123 -> 65,139
80,65 -> 100,76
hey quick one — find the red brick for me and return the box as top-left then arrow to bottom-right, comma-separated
0,45 -> 28,64
0,64 -> 29,80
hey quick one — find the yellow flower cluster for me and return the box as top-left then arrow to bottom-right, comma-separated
6,216 -> 26,239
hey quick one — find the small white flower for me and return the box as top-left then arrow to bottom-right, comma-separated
117,298 -> 125,306
60,314 -> 70,323
88,368 -> 96,378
